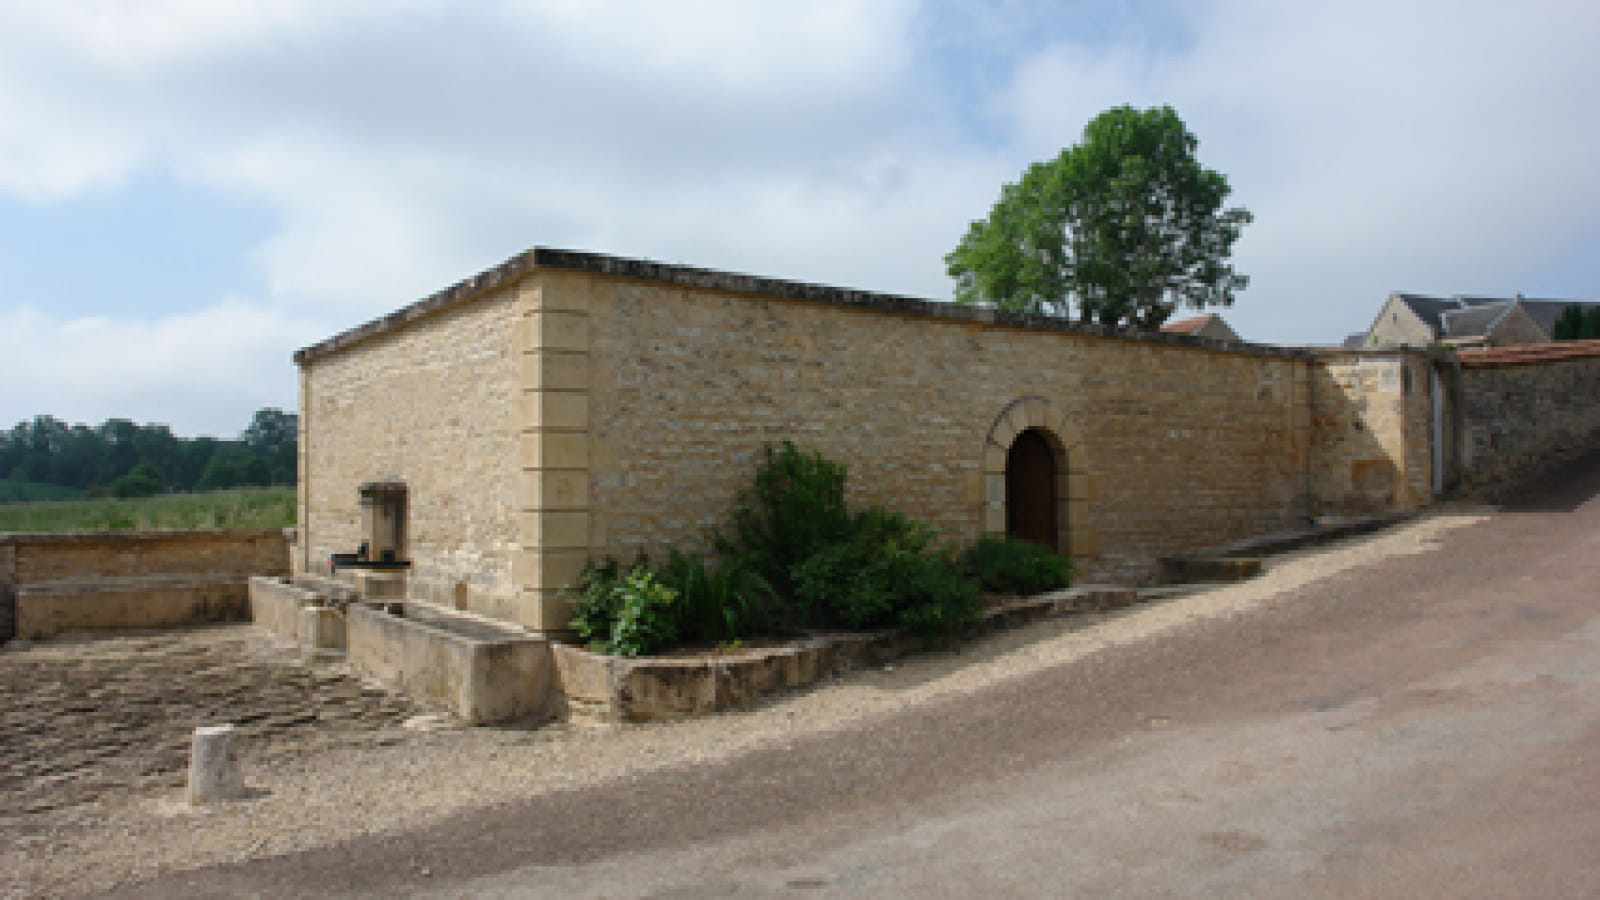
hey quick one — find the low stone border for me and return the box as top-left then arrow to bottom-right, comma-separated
552,584 -> 1137,724
1158,514 -> 1409,584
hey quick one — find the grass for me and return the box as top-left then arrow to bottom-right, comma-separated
0,487 -> 295,533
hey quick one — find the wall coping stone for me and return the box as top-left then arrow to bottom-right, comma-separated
17,573 -> 256,594
294,246 -> 1310,366
0,528 -> 287,546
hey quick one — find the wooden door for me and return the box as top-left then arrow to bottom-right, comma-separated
1006,428 -> 1058,551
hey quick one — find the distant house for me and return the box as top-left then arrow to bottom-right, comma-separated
1363,292 -> 1600,348
1160,312 -> 1240,342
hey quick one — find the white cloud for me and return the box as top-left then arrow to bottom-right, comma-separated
4,0 -> 1600,437
993,0 -> 1600,341
0,300 -> 318,436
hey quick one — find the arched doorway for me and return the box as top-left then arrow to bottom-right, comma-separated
981,396 -> 1094,560
1006,428 -> 1058,551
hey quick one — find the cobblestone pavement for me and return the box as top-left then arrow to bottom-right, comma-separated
0,625 -> 434,819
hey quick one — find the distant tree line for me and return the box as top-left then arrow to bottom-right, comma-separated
0,408 -> 296,502
1552,304 -> 1600,341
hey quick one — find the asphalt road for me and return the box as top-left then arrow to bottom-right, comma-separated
114,454 -> 1600,898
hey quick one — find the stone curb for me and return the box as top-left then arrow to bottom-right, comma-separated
551,584 -> 1139,725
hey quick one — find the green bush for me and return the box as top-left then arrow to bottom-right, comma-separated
657,548 -> 775,644
962,536 -> 1074,595
110,462 -> 164,499
567,559 -> 682,657
569,444 -> 1020,655
794,507 -> 981,636
606,568 -> 681,657
568,558 -> 625,647
720,441 -> 850,601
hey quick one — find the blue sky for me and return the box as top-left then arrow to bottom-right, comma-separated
2,0 -> 1598,436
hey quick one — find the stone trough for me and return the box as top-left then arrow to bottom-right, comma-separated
249,576 -> 552,725
344,601 -> 550,725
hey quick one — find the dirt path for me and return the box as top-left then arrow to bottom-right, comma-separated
8,454 -> 1600,897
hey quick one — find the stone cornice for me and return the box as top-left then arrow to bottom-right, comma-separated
294,247 -> 1303,365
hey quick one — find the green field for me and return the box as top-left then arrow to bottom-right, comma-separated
0,487 -> 295,533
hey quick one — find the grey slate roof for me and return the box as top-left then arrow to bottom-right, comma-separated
1439,302 -> 1512,338
1393,293 -> 1460,334
1391,293 -> 1600,342
1521,299 -> 1600,336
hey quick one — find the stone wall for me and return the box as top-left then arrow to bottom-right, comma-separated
556,270 -> 1313,594
311,249 -> 1600,637
1457,348 -> 1600,486
1307,350 -> 1437,514
297,284 -> 522,621
0,529 -> 291,641
1,529 -> 288,583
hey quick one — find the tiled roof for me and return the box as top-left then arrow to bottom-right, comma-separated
1457,338 -> 1600,367
1160,314 -> 1213,335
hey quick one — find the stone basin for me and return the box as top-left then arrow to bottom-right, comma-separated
345,601 -> 551,725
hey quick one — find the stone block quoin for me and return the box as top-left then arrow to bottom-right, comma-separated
515,271 -> 594,634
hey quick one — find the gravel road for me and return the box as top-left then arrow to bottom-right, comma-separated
6,454 -> 1599,897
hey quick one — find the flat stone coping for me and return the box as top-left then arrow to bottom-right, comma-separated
294,246 -> 1305,365
16,573 -> 255,594
552,584 -> 1138,724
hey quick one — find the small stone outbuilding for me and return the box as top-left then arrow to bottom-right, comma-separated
294,249 -> 1451,636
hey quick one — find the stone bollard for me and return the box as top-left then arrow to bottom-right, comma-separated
187,724 -> 245,804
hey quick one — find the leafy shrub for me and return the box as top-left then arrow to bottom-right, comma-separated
567,559 -> 682,657
568,558 -> 625,647
720,441 -> 850,601
657,548 -> 775,644
962,536 -> 1074,595
794,507 -> 980,636
891,549 -> 984,636
606,568 -> 681,657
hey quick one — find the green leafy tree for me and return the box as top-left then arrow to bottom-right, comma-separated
242,407 -> 298,485
110,462 -> 164,499
196,445 -> 268,492
947,105 -> 1252,329
1553,304 -> 1585,340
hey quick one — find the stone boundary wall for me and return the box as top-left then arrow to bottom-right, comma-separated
0,529 -> 291,641
1456,347 -> 1600,487
1307,349 -> 1439,515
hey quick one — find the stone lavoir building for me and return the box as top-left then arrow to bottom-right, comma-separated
294,248 -> 1453,637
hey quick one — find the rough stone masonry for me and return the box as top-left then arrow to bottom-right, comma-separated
293,247 -> 1572,636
